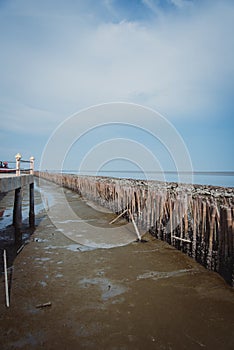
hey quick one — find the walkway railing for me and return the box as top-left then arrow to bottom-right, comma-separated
0,153 -> 34,175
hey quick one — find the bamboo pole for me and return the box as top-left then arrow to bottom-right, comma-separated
158,195 -> 162,239
184,196 -> 188,238
226,207 -> 232,258
180,200 -> 183,247
164,196 -> 171,242
192,200 -> 197,258
219,206 -> 225,265
169,198 -> 173,242
232,208 -> 234,255
172,199 -> 176,246
146,195 -> 151,229
207,205 -> 216,269
3,250 -> 10,308
201,201 -> 206,244
128,209 -> 141,241
184,211 -> 188,238
150,192 -> 155,228
29,182 -> 35,228
109,208 -> 128,224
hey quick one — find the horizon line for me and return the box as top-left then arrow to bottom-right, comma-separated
56,170 -> 234,176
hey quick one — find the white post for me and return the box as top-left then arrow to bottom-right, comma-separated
30,156 -> 35,175
29,182 -> 35,227
3,250 -> 10,307
128,209 -> 142,241
15,153 -> 22,176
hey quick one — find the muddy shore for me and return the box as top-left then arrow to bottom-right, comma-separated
0,179 -> 234,350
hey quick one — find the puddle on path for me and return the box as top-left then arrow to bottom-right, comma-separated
136,268 -> 199,281
79,277 -> 128,301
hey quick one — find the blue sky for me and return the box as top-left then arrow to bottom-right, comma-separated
0,0 -> 233,176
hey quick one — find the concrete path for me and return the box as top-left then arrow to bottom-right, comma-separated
39,179 -> 139,248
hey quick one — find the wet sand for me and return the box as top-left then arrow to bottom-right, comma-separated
0,180 -> 234,349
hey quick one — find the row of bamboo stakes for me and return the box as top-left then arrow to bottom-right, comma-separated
37,173 -> 234,286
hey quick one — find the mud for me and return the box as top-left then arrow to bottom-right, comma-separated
0,180 -> 234,350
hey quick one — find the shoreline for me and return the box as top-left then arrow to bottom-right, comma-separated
0,179 -> 234,349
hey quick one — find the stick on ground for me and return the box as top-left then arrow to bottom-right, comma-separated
3,249 -> 10,308
109,208 -> 128,225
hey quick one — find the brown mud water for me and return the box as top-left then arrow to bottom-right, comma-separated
36,172 -> 234,287
0,177 -> 234,349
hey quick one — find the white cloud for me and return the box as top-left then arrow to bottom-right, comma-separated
0,99 -> 62,134
0,0 -> 233,134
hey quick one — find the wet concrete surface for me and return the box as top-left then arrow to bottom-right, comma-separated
38,178 -> 138,248
0,179 -> 234,349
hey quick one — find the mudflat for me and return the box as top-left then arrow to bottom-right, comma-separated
0,182 -> 234,350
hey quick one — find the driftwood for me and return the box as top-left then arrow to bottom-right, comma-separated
36,302 -> 52,309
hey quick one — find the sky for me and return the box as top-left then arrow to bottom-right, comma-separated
0,0 -> 233,179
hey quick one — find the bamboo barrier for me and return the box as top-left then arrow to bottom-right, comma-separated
37,172 -> 234,286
